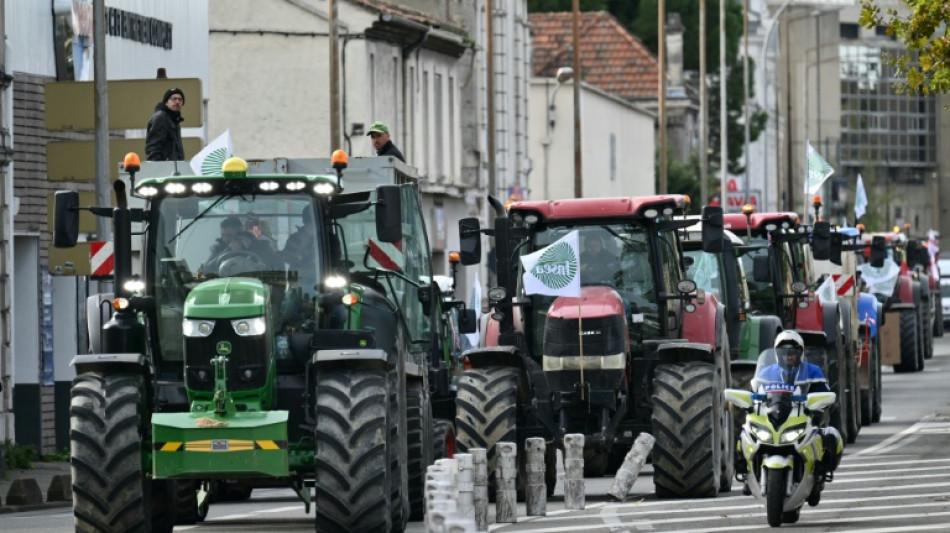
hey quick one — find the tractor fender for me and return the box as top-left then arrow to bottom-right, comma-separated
681,292 -> 722,348
71,352 -> 146,375
85,292 -> 114,354
896,274 -> 915,304
462,345 -> 524,369
483,304 -> 524,347
857,293 -> 879,338
654,341 -> 715,365
737,315 -> 783,364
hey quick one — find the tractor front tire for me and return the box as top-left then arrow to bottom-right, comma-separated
406,379 -> 431,521
314,369 -> 392,533
894,309 -> 919,373
71,372 -> 174,533
651,362 -> 722,498
456,367 -> 519,495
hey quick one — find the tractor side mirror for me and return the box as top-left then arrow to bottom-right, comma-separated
830,233 -> 843,266
459,218 -> 482,265
811,221 -> 831,261
870,236 -> 886,268
701,205 -> 724,253
375,185 -> 402,243
53,190 -> 80,248
752,254 -> 771,283
457,308 -> 477,334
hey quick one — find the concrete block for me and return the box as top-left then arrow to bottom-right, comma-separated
47,474 -> 73,502
5,478 -> 43,506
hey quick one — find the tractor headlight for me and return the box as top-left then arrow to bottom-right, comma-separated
183,319 -> 215,337
780,423 -> 807,443
750,423 -> 773,442
231,317 -> 266,336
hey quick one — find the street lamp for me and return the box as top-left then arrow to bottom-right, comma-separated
542,67 -> 574,199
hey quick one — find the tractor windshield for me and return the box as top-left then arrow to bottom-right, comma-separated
526,222 -> 661,355
150,194 -> 325,367
684,250 -> 722,299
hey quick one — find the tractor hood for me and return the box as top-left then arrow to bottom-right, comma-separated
546,286 -> 625,320
184,277 -> 268,319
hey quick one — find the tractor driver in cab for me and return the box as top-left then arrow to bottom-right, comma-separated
580,232 -> 619,285
756,330 -> 842,478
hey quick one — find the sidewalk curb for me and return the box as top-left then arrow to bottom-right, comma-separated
0,500 -> 72,514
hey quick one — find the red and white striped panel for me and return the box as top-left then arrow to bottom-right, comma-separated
367,239 -> 404,271
831,273 -> 854,296
90,241 -> 115,277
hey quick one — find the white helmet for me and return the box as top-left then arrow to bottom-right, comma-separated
774,330 -> 805,351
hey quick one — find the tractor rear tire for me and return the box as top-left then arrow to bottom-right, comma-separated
872,332 -> 883,423
432,418 -> 456,461
651,362 -> 722,498
314,369 -> 392,533
922,299 -> 934,360
894,309 -> 919,373
389,369 -> 408,533
71,372 -> 174,533
406,380 -> 431,521
456,367 -> 519,496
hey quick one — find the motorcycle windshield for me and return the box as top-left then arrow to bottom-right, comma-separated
750,347 -> 815,393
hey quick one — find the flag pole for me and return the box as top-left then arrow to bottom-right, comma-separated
803,141 -> 809,223
577,296 -> 585,401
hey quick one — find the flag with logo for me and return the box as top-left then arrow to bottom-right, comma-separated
859,259 -> 901,297
804,141 -> 835,196
464,272 -> 482,349
816,275 -> 837,304
854,173 -> 868,220
520,231 -> 581,297
190,129 -> 233,175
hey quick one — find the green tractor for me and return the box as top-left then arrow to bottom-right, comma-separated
53,152 -> 473,532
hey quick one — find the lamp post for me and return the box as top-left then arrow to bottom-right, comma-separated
542,67 -> 574,200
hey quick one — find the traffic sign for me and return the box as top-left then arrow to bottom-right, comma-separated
90,241 -> 115,277
45,78 -> 203,131
47,137 -> 203,182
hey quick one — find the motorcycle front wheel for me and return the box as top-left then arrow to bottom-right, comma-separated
766,469 -> 787,527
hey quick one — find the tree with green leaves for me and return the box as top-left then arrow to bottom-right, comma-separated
860,0 -> 950,95
527,0 -> 766,178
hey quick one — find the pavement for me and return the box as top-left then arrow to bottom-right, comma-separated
0,460 -> 72,514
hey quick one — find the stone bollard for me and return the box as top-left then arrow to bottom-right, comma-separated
471,448 -> 489,531
47,474 -> 73,502
524,437 -> 547,516
426,461 -> 457,533
563,434 -> 585,510
494,441 -> 518,523
5,478 -> 43,506
444,518 -> 477,533
608,432 -> 656,502
455,453 -> 475,521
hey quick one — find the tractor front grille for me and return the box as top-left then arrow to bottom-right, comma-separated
184,322 -> 268,392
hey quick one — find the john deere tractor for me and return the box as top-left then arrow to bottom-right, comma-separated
53,153 -> 472,532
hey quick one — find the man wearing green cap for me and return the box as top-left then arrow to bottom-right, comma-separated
367,121 -> 405,163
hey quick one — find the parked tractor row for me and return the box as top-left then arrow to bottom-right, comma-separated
51,148 -> 926,531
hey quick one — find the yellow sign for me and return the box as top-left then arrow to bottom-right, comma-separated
47,138 -> 203,182
48,242 -> 92,276
45,78 -> 203,131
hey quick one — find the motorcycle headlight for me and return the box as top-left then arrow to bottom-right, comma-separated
231,317 -> 267,337
750,423 -> 773,442
780,423 -> 807,443
183,319 -> 215,338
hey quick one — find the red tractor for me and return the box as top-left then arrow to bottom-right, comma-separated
456,198 -> 733,497
723,212 -> 860,444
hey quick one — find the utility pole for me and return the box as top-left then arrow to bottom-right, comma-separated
742,0 -> 750,207
329,0 -> 341,151
572,0 -> 582,198
487,0 -> 495,199
658,0 -> 667,194
93,0 -> 110,241
700,0 -> 708,204
719,0 -> 727,208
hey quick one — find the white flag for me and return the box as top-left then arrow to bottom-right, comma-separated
190,129 -> 233,175
520,231 -> 581,297
859,259 -> 901,297
464,272 -> 482,349
816,275 -> 837,305
804,141 -> 835,196
854,173 -> 868,220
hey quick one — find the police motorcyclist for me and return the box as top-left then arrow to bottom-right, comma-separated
761,331 -> 842,483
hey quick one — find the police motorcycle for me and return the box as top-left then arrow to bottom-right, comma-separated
724,342 -> 843,527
